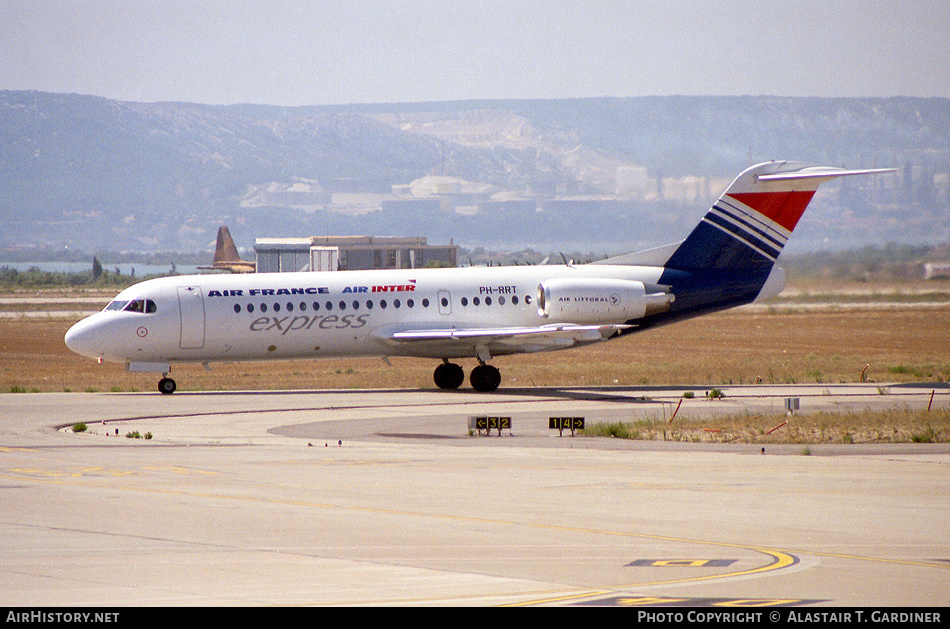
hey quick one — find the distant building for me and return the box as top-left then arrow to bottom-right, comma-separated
254,235 -> 457,273
240,180 -> 331,210
477,199 -> 538,217
615,165 -> 650,197
380,198 -> 443,216
923,262 -> 950,280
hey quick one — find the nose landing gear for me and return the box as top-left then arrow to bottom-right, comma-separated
158,376 -> 177,395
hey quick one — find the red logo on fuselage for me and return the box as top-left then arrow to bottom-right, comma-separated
371,284 -> 415,292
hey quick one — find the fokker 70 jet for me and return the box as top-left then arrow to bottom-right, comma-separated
65,161 -> 892,394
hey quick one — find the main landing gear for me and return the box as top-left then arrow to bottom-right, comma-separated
470,363 -> 501,392
433,361 -> 464,390
433,360 -> 501,392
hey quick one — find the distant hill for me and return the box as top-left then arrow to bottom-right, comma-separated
2,91 -> 948,255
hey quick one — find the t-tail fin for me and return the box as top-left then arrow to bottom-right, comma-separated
200,226 -> 256,273
664,161 -> 894,272
214,226 -> 243,264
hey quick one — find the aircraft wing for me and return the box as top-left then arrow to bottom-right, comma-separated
375,323 -> 631,357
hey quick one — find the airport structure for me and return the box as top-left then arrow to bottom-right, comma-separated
253,235 -> 458,273
924,262 -> 950,280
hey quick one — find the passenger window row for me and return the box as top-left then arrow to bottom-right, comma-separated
234,298 -> 431,314
231,294 -> 533,314
459,295 -> 532,307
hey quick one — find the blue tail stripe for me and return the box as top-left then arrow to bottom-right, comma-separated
704,213 -> 782,260
712,200 -> 788,250
665,221 -> 774,270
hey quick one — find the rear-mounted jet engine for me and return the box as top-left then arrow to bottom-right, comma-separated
537,278 -> 673,325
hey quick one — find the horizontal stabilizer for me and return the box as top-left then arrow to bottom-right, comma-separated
757,166 -> 896,182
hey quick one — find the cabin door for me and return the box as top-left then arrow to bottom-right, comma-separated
177,286 -> 206,350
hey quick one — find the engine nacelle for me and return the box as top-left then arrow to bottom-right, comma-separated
537,278 -> 673,324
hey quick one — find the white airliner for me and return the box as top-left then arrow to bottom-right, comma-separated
65,161 -> 893,394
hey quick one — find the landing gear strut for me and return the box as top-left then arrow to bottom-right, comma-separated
158,376 -> 177,395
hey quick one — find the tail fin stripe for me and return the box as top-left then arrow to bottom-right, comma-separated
709,203 -> 786,253
702,215 -> 780,262
718,196 -> 792,243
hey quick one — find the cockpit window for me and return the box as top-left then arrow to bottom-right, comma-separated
127,299 -> 156,313
105,299 -> 156,313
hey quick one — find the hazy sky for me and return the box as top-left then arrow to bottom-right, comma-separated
2,0 -> 948,106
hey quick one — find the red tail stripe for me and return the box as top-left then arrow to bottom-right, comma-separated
728,190 -> 816,233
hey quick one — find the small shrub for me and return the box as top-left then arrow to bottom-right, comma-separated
583,421 -> 635,439
911,426 -> 937,443
71,422 -> 87,433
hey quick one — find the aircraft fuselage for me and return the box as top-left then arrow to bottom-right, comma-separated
65,263 -> 670,366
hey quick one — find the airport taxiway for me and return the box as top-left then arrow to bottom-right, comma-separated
1,384 -> 948,606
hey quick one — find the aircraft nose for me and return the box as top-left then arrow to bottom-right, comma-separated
64,318 -> 101,359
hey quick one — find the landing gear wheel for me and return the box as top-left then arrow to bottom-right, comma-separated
433,362 -> 464,390
158,377 -> 177,395
470,364 -> 501,392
